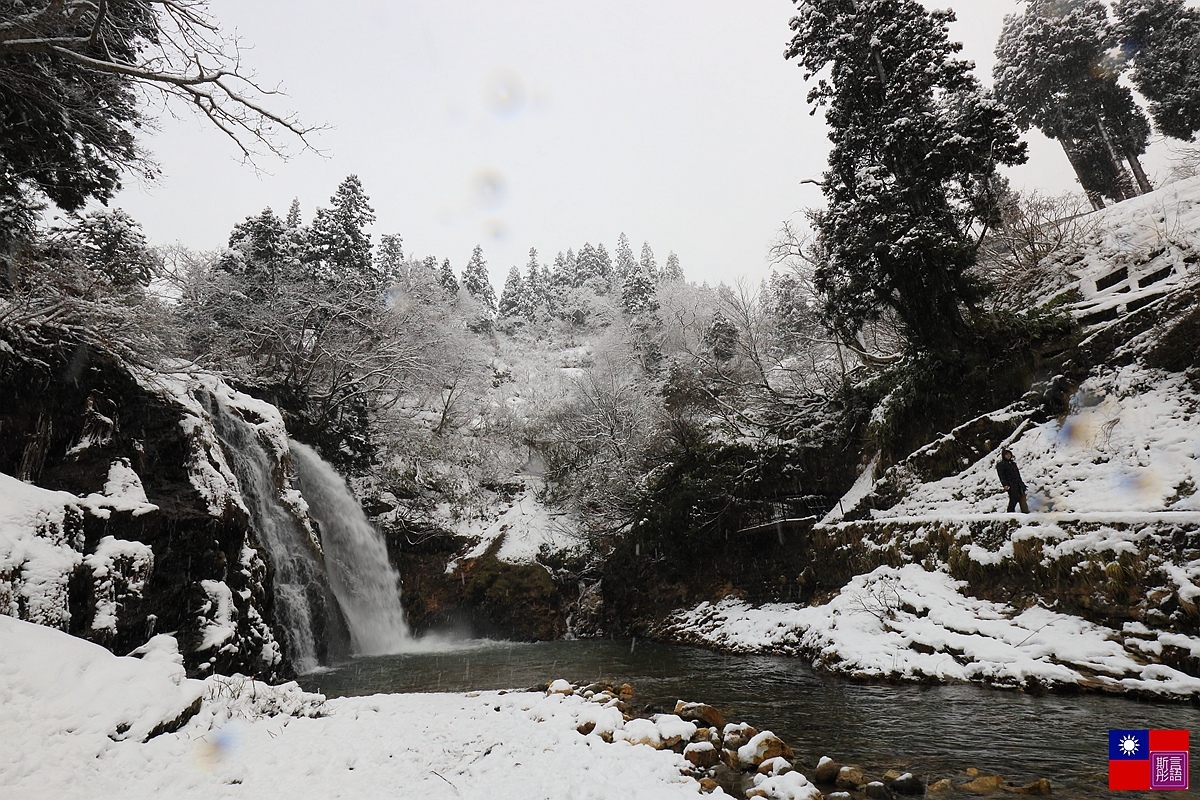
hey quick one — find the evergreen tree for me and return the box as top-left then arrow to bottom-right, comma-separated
661,251 -> 684,282
438,258 -> 459,298
222,207 -> 292,299
621,263 -> 658,316
283,197 -> 307,256
639,242 -> 658,282
594,243 -> 612,287
462,245 -> 496,310
550,250 -> 574,296
704,311 -> 739,362
1115,0 -> 1200,141
787,0 -> 1026,356
524,247 -> 549,317
376,234 -> 405,286
418,254 -> 439,282
994,0 -> 1153,207
575,243 -> 600,287
306,175 -> 378,286
613,233 -> 637,289
498,266 -> 527,318
285,198 -> 303,229
60,208 -> 156,291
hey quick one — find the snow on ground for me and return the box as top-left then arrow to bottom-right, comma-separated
0,616 -> 720,800
874,363 -> 1200,518
664,565 -> 1200,698
448,477 -> 587,571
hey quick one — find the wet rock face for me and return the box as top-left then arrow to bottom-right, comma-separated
0,344 -> 284,679
384,525 -> 569,641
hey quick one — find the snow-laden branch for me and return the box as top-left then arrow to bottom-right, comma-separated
0,0 -> 319,161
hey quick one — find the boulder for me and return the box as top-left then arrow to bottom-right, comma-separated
737,731 -> 795,769
684,741 -> 720,768
547,679 -> 573,695
814,756 -> 842,784
927,779 -> 954,794
653,714 -> 697,748
888,771 -> 926,795
836,765 -> 867,790
865,781 -> 895,800
675,700 -> 726,730
723,722 -> 759,750
622,718 -> 662,748
757,757 -> 794,776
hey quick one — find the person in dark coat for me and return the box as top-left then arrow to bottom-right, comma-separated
996,448 -> 1028,513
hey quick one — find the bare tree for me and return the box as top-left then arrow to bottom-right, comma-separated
975,190 -> 1097,307
0,1 -> 316,210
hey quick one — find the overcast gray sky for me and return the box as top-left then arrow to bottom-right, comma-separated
113,1 -> 1186,288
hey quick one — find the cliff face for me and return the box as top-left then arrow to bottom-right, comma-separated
0,341 -> 333,680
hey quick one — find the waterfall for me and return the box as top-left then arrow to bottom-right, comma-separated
289,441 -> 412,654
207,396 -> 350,674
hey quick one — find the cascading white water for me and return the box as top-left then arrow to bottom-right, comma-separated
207,398 -> 348,674
289,441 -> 412,654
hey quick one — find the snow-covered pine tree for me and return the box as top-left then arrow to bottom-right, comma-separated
661,251 -> 684,282
497,265 -> 526,318
621,262 -> 659,317
524,247 -> 549,318
285,198 -> 303,229
376,233 -> 405,286
575,243 -> 600,288
639,242 -> 658,282
1115,0 -> 1200,141
994,0 -> 1152,207
786,0 -> 1026,357
613,233 -> 637,291
222,207 -> 291,299
438,258 -> 459,298
594,243 -> 613,289
550,250 -> 573,296
305,175 -> 379,287
283,198 -> 307,258
59,208 -> 156,292
704,311 -> 739,362
462,245 -> 496,310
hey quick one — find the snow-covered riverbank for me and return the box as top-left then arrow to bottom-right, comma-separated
662,564 -> 1200,699
1,615 -> 720,800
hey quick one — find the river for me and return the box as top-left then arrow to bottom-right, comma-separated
298,638 -> 1198,798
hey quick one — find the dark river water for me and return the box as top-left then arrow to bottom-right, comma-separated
298,638 -> 1198,798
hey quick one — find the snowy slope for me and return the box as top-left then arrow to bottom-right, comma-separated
877,362 -> 1200,518
667,179 -> 1200,696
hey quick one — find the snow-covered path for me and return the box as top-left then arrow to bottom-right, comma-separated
0,616 -> 705,800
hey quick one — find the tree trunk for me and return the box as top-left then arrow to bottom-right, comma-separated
1095,119 -> 1137,201
1057,138 -> 1106,211
1126,150 -> 1154,194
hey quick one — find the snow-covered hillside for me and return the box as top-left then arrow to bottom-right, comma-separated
666,178 -> 1200,697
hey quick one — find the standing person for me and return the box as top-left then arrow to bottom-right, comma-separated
997,448 -> 1029,513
